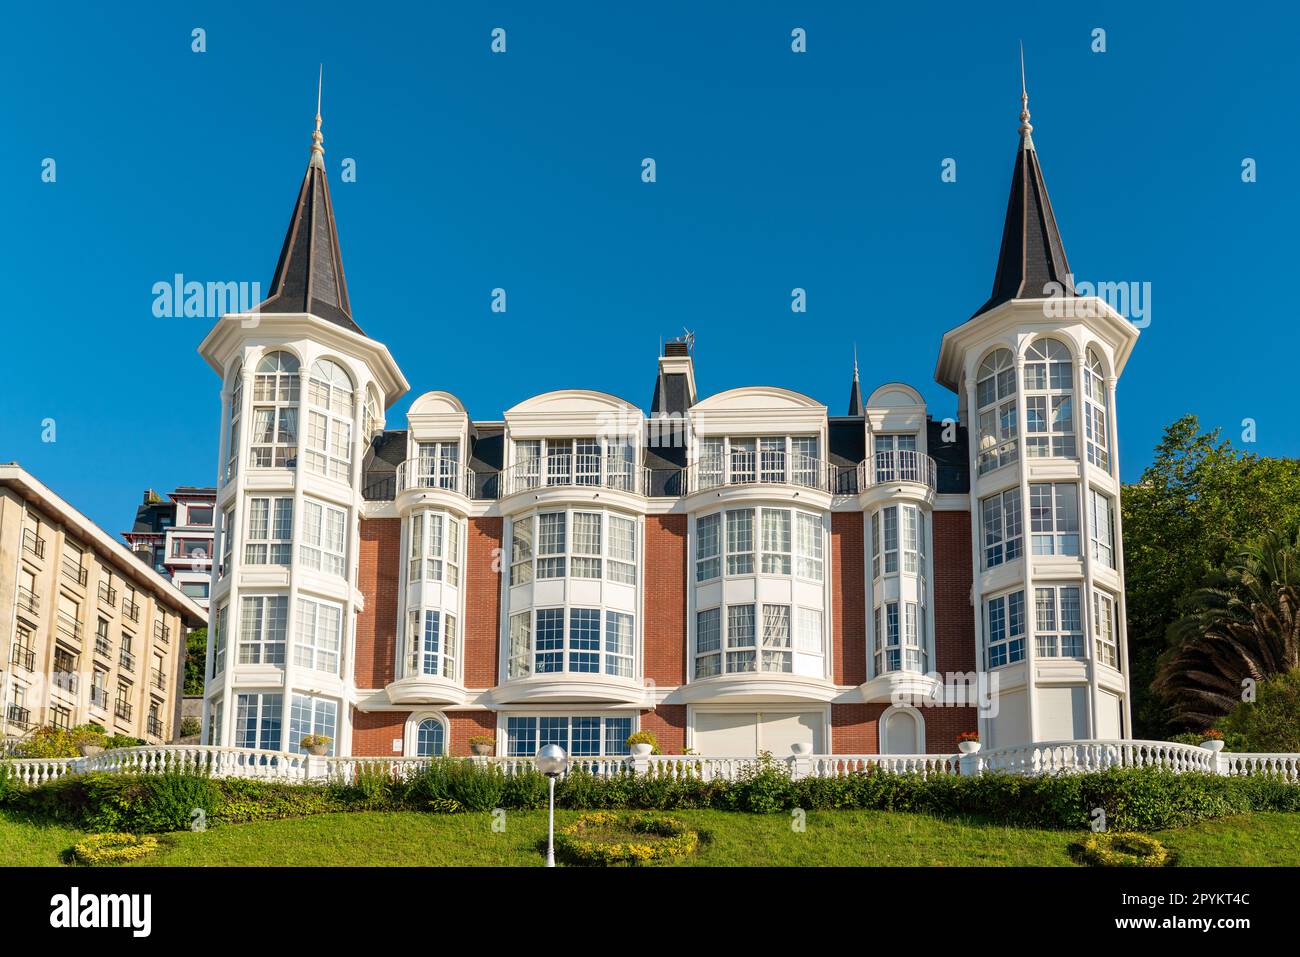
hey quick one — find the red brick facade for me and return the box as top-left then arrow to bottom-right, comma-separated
931,509 -> 976,675
355,517 -> 401,688
463,517 -> 503,688
643,515 -> 687,686
639,704 -> 687,753
831,512 -> 866,686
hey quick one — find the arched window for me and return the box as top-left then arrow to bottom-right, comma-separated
250,351 -> 300,468
1023,339 -> 1076,459
305,359 -> 354,483
975,349 -> 1017,474
225,362 -> 243,482
1083,349 -> 1109,470
363,385 -> 381,441
416,717 -> 445,757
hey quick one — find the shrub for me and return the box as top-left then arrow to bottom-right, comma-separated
445,759 -> 506,811
555,812 -> 699,866
179,717 -> 202,738
502,768 -> 550,809
215,779 -> 345,823
105,734 -> 144,750
1071,832 -> 1171,867
1220,668 -> 1300,753
71,833 -> 160,866
0,762 -> 24,805
337,761 -> 395,810
394,758 -> 457,808
727,758 -> 794,814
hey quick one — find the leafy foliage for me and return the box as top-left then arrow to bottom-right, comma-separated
11,724 -> 107,758
555,812 -> 700,866
184,627 -> 207,696
1219,668 -> 1300,752
1155,529 -> 1300,728
71,832 -> 160,866
1122,415 -> 1300,737
1071,832 -> 1171,867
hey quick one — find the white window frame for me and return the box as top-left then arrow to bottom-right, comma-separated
238,595 -> 287,665
294,596 -> 343,674
1029,483 -> 1081,556
1023,338 -> 1076,459
249,351 -> 299,469
981,489 -> 1023,569
300,498 -> 347,577
1093,591 -> 1119,669
304,358 -> 354,483
1083,348 -> 1110,471
244,497 -> 293,565
986,589 -> 1026,668
975,348 -> 1018,475
1089,488 -> 1115,569
1034,584 -> 1084,658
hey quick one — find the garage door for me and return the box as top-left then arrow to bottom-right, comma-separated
693,712 -> 822,756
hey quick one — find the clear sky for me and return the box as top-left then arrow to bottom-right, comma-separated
1,2 -> 1295,535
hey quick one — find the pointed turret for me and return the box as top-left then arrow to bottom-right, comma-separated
846,346 -> 864,416
971,49 -> 1073,319
257,70 -> 361,335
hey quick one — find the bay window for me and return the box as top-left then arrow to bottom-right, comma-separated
694,602 -> 806,677
249,351 -> 299,468
1083,349 -> 1110,470
506,715 -> 634,757
759,509 -> 791,574
696,513 -> 721,581
407,608 -> 457,679
696,507 -> 823,582
873,601 -> 926,674
871,504 -> 924,579
416,440 -> 461,489
234,692 -> 283,750
873,433 -> 919,482
512,509 -> 638,586
1093,592 -> 1119,668
300,499 -> 347,577
1029,483 -> 1081,556
976,348 -> 1017,474
1034,585 -> 1083,657
981,489 -> 1023,568
226,364 -> 242,481
986,590 -> 1026,668
304,358 -> 353,483
210,603 -> 227,677
1088,489 -> 1115,569
294,596 -> 343,673
238,595 -> 287,665
695,608 -> 722,677
726,509 -> 754,575
508,607 -> 635,679
289,694 -> 337,755
408,510 -> 461,585
1023,338 -> 1076,458
245,497 -> 292,564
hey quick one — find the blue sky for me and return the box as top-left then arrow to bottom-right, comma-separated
1,2 -> 1295,534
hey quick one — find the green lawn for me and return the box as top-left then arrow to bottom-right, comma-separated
3,809 -> 1298,866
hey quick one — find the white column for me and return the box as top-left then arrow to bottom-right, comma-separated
1013,351 -> 1038,743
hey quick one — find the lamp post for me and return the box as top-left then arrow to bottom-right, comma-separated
535,744 -> 568,867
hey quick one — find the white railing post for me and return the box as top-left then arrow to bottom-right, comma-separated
958,750 -> 984,777
630,752 -> 651,777
304,754 -> 328,782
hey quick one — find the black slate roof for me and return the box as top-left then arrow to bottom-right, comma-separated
972,131 -> 1072,319
927,419 -> 970,494
258,157 -> 361,335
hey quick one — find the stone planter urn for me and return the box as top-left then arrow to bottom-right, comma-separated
1200,739 -> 1225,753
791,742 -> 812,756
957,740 -> 981,755
305,742 -> 330,756
471,742 -> 494,757
630,743 -> 654,757
78,744 -> 104,757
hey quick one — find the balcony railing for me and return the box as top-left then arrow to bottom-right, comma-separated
119,649 -> 136,672
682,450 -> 836,495
395,459 -> 485,499
501,453 -> 647,498
22,528 -> 45,559
153,621 -> 170,645
89,686 -> 109,710
859,449 -> 938,491
16,587 -> 39,617
62,558 -> 88,587
147,715 -> 166,739
52,665 -> 79,695
123,600 -> 140,623
98,582 -> 117,607
95,635 -> 113,659
115,699 -> 134,721
56,614 -> 83,644
6,705 -> 32,728
9,644 -> 35,672
151,669 -> 167,692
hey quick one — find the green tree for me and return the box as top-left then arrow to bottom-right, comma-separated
1153,529 -> 1300,728
184,627 -> 207,696
1122,415 -> 1300,737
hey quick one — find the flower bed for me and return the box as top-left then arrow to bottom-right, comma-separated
555,812 -> 700,866
1071,831 -> 1171,867
71,833 -> 160,866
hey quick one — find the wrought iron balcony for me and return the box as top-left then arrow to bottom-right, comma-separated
151,669 -> 167,692
94,635 -> 113,659
56,614 -> 83,644
153,621 -> 170,644
21,528 -> 45,559
62,558 -> 88,587
123,600 -> 141,623
98,582 -> 118,607
681,450 -> 836,495
396,458 -> 495,500
9,644 -> 35,672
89,686 -> 109,710
16,587 -> 39,617
858,449 -> 938,491
119,649 -> 136,672
115,699 -> 134,721
499,452 -> 648,498
147,715 -> 165,739
6,705 -> 31,728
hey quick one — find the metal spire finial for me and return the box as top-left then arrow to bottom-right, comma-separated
853,343 -> 859,381
310,65 -> 325,167
1018,42 -> 1035,149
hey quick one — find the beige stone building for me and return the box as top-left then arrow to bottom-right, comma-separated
0,464 -> 207,747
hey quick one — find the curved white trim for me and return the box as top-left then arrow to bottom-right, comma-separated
504,388 -> 641,416
865,381 -> 925,408
691,385 -> 824,411
403,710 -> 450,756
490,674 -> 651,706
678,673 -> 839,704
408,390 -> 470,417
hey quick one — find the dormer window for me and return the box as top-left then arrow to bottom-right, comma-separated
695,436 -> 821,490
510,437 -> 636,493
415,441 -> 461,490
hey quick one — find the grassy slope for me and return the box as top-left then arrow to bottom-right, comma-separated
2,809 -> 1297,867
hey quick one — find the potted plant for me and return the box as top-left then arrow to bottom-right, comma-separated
72,727 -> 108,757
626,730 -> 660,757
1199,729 -> 1225,752
468,735 -> 495,757
300,734 -> 331,756
956,731 -> 981,754
791,742 -> 812,756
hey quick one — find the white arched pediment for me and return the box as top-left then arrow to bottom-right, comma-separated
409,391 -> 469,417
866,382 -> 924,410
505,389 -> 640,417
692,386 -> 824,413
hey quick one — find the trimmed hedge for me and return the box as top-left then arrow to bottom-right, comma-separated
3,759 -> 1297,834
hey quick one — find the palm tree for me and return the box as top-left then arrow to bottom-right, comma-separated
1153,528 -> 1300,729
